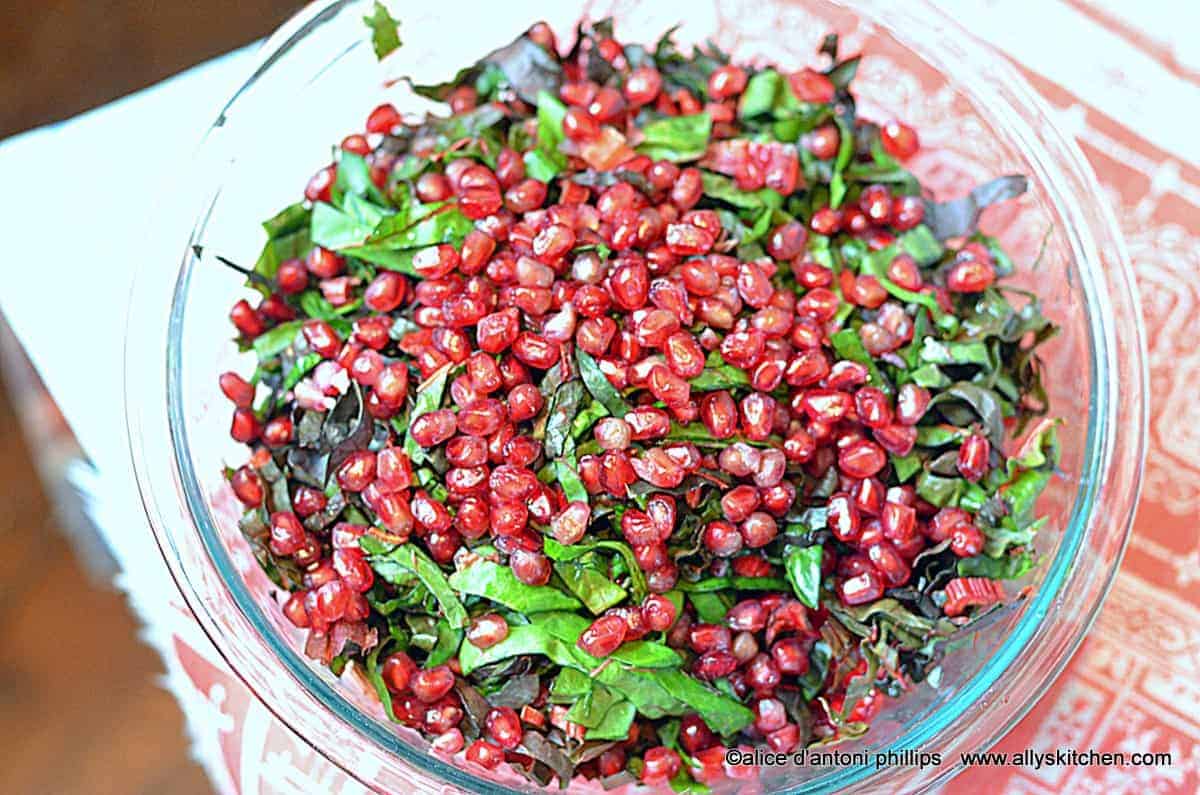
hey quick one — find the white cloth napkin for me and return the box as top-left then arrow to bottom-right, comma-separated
0,49 -> 253,477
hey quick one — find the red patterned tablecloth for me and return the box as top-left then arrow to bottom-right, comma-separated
949,2 -> 1200,791
1,1 -> 1196,792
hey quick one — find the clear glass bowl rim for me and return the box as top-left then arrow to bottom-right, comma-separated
124,0 -> 1149,792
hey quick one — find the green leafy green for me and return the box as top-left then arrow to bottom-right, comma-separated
899,225 -> 944,266
920,338 -> 991,367
448,558 -> 581,613
363,1 -> 402,60
983,516 -> 1045,558
361,538 -> 468,629
692,348 -> 752,392
403,365 -> 451,465
957,551 -> 1034,580
586,700 -> 638,740
523,148 -> 561,181
458,622 -> 581,675
674,576 -> 790,593
891,453 -> 923,483
364,642 -> 400,721
858,246 -> 947,321
554,459 -> 589,504
923,175 -> 1028,240
689,592 -> 729,623
411,30 -> 561,105
930,382 -> 1006,447
311,201 -> 378,251
826,54 -> 860,92
908,363 -> 951,389
251,321 -> 301,359
844,138 -> 919,194
527,90 -> 568,179
636,113 -> 712,162
610,641 -> 682,669
251,203 -> 311,291
333,151 -> 387,206
550,667 -> 593,700
544,380 -> 586,459
545,537 -> 646,602
915,471 -> 963,508
784,545 -> 824,609
567,683 -> 624,727
828,116 -> 854,208
699,171 -> 782,211
576,348 -> 630,417
798,641 -> 832,701
738,70 -> 783,119
653,670 -> 753,736
347,207 -> 475,274
830,328 -> 888,391
555,560 -> 627,614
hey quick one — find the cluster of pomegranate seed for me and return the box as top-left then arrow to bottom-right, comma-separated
218,17 -> 1055,789
577,593 -> 677,657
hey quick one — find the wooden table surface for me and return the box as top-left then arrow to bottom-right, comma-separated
0,382 -> 210,794
0,2 -> 300,792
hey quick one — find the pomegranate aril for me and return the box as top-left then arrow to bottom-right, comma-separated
219,372 -> 255,407
230,466 -> 264,506
466,740 -> 505,770
268,511 -> 306,556
578,614 -> 628,657
727,599 -> 767,632
957,432 -> 991,481
789,68 -> 835,102
805,124 -> 840,159
333,548 -> 375,592
947,259 -> 996,293
410,409 -> 457,447
839,568 -> 884,605
230,408 -> 261,443
282,592 -> 309,628
563,107 -> 600,142
810,207 -> 842,236
641,746 -> 681,783
625,66 -> 662,106
641,594 -> 677,631
411,665 -> 456,704
382,652 -> 417,693
304,165 -> 335,203
336,450 -> 376,492
839,438 -> 887,478
881,120 -> 920,159
867,540 -> 911,586
703,520 -> 743,557
485,706 -> 523,750
689,623 -> 732,654
598,748 -> 627,777
753,697 -> 788,733
692,651 -> 738,680
950,522 -> 985,557
745,652 -> 782,694
679,714 -> 718,754
859,184 -> 893,225
828,493 -> 861,543
771,637 -> 810,675
740,512 -> 778,548
510,549 -> 552,586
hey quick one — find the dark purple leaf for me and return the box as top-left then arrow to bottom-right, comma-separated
923,175 -> 1028,240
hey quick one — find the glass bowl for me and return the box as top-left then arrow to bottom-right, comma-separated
125,0 -> 1148,791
